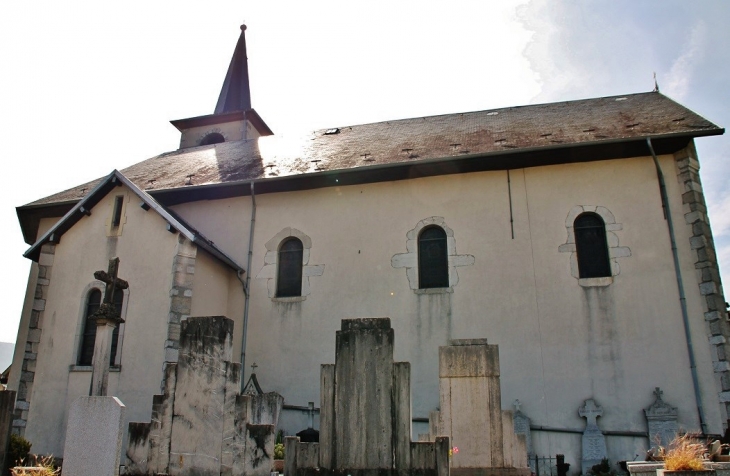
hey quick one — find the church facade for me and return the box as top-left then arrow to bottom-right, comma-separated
9,25 -> 728,468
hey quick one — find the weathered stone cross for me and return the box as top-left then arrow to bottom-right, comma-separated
579,398 -> 603,428
653,387 -> 664,401
89,257 -> 128,397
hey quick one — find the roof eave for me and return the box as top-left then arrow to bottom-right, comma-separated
170,108 -> 273,137
144,129 -> 721,204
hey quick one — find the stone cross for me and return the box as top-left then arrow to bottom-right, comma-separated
94,257 -> 129,313
653,387 -> 663,401
579,399 -> 603,427
89,257 -> 128,397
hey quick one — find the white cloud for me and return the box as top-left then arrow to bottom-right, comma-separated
708,190 -> 730,239
663,21 -> 707,101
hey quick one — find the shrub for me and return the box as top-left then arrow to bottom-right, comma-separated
6,434 -> 31,472
274,443 -> 285,460
587,458 -> 620,476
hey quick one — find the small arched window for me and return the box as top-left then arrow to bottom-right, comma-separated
277,238 -> 304,297
78,288 -> 122,366
574,213 -> 611,278
200,132 -> 225,146
418,226 -> 449,288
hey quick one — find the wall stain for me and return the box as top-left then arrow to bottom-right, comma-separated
582,286 -> 624,399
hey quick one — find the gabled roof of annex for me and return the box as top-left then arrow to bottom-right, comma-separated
23,169 -> 244,271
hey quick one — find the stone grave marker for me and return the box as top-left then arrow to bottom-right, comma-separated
62,396 -> 126,476
579,398 -> 607,475
125,316 -> 283,476
89,257 -> 128,397
644,387 -> 678,448
285,318 -> 450,476
429,339 -> 530,476
513,400 -> 535,471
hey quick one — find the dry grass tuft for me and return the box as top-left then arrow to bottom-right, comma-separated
663,434 -> 707,471
10,455 -> 59,476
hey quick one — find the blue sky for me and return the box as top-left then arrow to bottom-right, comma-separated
0,1 -> 727,343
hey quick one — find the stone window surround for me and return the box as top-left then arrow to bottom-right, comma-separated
558,205 -> 631,287
391,217 -> 475,293
256,227 -> 325,302
69,279 -> 130,371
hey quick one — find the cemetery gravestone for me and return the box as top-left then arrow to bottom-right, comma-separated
285,318 -> 450,476
579,399 -> 607,475
62,396 -> 126,476
125,316 -> 283,476
430,339 -> 530,476
644,387 -> 678,449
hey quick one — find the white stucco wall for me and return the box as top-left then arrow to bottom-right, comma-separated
16,148 -> 723,468
23,186 -> 181,456
168,150 -> 721,466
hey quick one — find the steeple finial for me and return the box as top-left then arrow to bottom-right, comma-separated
214,24 -> 252,114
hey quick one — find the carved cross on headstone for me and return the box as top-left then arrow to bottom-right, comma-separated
653,387 -> 663,401
251,362 -> 258,373
89,257 -> 128,397
579,398 -> 603,427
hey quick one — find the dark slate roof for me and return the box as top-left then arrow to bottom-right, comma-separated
18,91 -> 723,243
24,170 -> 244,269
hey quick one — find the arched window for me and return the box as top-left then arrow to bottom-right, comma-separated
418,226 -> 449,288
574,213 -> 611,278
78,288 -> 122,366
277,238 -> 304,297
200,132 -> 225,146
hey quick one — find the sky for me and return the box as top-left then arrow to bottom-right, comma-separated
0,1 -> 728,343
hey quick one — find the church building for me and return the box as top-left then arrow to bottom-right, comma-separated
9,24 -> 729,468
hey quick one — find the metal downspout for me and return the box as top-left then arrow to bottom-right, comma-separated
647,137 -> 707,434
238,181 -> 256,390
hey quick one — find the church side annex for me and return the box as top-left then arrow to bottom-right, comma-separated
9,23 -> 728,467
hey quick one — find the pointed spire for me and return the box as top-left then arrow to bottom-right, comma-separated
215,24 -> 252,114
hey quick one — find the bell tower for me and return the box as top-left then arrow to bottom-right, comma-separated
170,24 -> 273,149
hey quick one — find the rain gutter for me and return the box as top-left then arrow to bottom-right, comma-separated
238,181 -> 256,390
646,137 -> 707,434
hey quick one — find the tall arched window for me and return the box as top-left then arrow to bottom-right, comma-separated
574,212 -> 611,278
78,288 -> 122,366
277,238 -> 304,297
78,289 -> 101,366
418,226 -> 449,288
